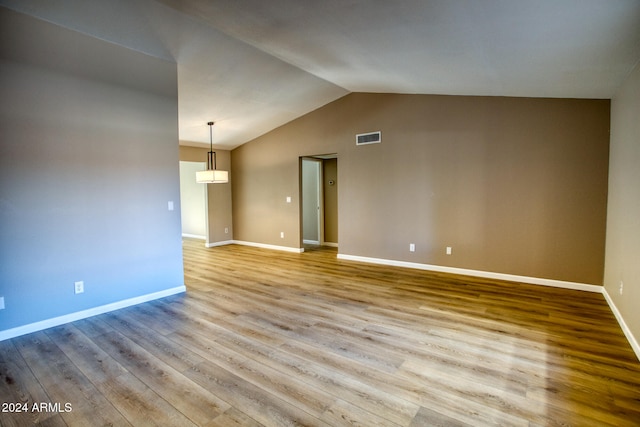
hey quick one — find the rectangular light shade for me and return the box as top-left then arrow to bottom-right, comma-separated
196,169 -> 229,184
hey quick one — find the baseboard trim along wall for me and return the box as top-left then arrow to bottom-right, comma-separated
233,240 -> 304,253
337,253 -> 602,292
0,286 -> 186,342
602,287 -> 640,361
203,239 -> 335,252
182,233 -> 206,240
338,252 -> 639,361
206,240 -> 235,248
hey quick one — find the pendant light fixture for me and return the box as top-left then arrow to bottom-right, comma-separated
196,121 -> 228,184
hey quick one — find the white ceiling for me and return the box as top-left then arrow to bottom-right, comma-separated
3,0 -> 640,149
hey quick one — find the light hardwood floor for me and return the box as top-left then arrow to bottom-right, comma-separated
1,239 -> 639,426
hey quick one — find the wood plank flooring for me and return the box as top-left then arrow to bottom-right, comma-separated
2,239 -> 640,426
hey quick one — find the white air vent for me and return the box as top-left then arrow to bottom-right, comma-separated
356,131 -> 381,146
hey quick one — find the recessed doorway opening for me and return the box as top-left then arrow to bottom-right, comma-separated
300,154 -> 338,251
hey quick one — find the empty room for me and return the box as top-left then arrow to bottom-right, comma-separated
1,1 -> 640,426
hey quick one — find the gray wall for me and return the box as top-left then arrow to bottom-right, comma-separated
232,93 -> 610,285
0,8 -> 183,332
605,62 -> 640,345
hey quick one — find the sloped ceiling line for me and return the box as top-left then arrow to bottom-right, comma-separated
2,0 -> 640,148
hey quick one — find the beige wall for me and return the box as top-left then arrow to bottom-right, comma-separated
232,100 -> 343,247
232,93 -> 609,285
605,63 -> 640,346
179,146 -> 233,244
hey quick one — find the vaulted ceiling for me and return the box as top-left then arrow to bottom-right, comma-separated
3,0 -> 640,148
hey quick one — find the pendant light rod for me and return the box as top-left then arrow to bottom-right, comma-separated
207,121 -> 216,171
196,121 -> 229,184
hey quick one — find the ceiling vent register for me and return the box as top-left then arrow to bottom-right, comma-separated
356,131 -> 381,146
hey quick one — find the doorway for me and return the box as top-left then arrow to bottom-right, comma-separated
179,161 -> 207,240
301,155 -> 338,249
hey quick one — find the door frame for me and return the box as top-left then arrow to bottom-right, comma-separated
300,153 -> 338,249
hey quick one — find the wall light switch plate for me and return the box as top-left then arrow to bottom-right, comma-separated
286,196 -> 292,203
168,201 -> 174,211
409,243 -> 415,252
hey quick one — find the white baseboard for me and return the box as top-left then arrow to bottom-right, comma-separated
182,233 -> 206,240
602,287 -> 640,361
201,239 -> 304,252
206,240 -> 234,248
337,252 -> 640,361
233,240 -> 304,253
0,286 -> 186,342
204,240 -> 334,252
304,240 -> 339,248
337,253 -> 602,293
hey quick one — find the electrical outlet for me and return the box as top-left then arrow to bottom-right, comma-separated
0,296 -> 5,310
446,246 -> 452,255
225,227 -> 229,234
409,243 -> 415,252
74,281 -> 84,294
619,281 -> 624,295
280,231 -> 285,239
286,196 -> 291,203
